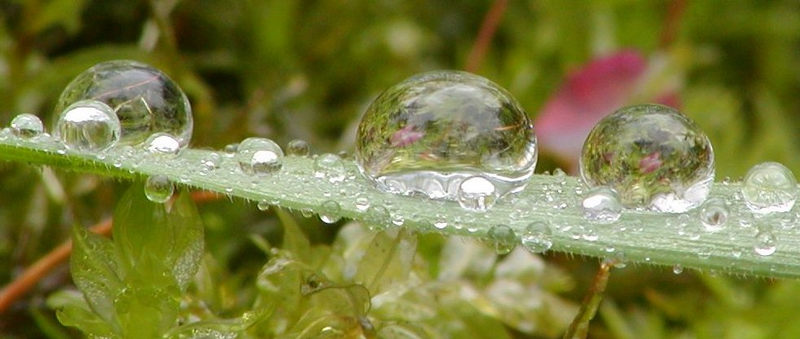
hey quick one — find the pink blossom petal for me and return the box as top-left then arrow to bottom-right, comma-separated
390,125 -> 424,147
639,152 -> 662,174
535,50 -> 648,168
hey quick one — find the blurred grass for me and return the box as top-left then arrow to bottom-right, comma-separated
1,0 -> 799,338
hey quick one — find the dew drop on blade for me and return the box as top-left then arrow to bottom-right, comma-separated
236,137 -> 283,175
364,205 -> 391,230
286,139 -> 310,157
581,186 -> 622,223
145,133 -> 181,155
55,100 -> 121,152
753,230 -> 777,256
580,104 -> 714,213
698,197 -> 728,232
457,176 -> 498,211
742,162 -> 798,214
355,71 -> 537,207
314,153 -> 346,183
10,113 -> 44,138
520,221 -> 552,253
54,60 -> 193,147
319,200 -> 342,224
487,224 -> 517,255
144,175 -> 174,203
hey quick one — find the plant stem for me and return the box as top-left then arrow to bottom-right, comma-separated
563,260 -> 614,339
465,0 -> 508,72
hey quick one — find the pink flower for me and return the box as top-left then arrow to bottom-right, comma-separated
639,152 -> 662,174
535,50 -> 679,172
390,125 -> 424,147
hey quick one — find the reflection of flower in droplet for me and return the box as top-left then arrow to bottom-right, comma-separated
535,50 -> 680,171
639,152 -> 662,174
390,124 -> 424,147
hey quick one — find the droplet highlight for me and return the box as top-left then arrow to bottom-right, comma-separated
10,113 -> 44,138
457,176 -> 498,211
314,153 -> 346,183
144,175 -> 174,203
54,60 -> 193,146
145,133 -> 181,155
581,186 -> 622,223
698,197 -> 728,232
742,162 -> 798,214
355,71 -> 537,205
753,230 -> 777,256
580,104 -> 714,213
236,137 -> 283,175
54,100 -> 121,152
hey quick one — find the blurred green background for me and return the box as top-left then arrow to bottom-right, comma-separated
1,0 -> 800,338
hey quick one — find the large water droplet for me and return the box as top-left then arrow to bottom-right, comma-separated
54,60 -> 192,146
487,224 -> 517,255
699,197 -> 728,232
580,104 -> 714,213
286,139 -> 310,157
520,221 -> 553,253
314,153 -> 346,183
742,162 -> 798,213
581,186 -> 622,223
457,175 -> 498,211
54,100 -> 121,152
144,175 -> 174,203
355,71 -> 537,205
753,230 -> 777,256
145,133 -> 180,155
236,137 -> 283,175
10,113 -> 44,138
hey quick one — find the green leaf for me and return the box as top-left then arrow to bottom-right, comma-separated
46,290 -> 115,337
3,132 -> 800,279
353,228 -> 417,294
113,285 -> 180,339
112,186 -> 204,291
69,225 -> 123,327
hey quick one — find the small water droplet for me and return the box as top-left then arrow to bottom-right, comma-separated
354,195 -> 370,212
580,104 -> 714,213
314,153 -> 346,183
433,219 -> 447,229
754,231 -> 777,256
672,264 -> 684,275
742,162 -> 798,213
520,221 -> 552,253
224,143 -> 239,154
300,208 -> 314,218
319,200 -> 341,224
236,137 -> 283,175
200,152 -> 222,171
144,175 -> 173,203
355,71 -> 537,203
286,139 -> 310,157
487,224 -> 517,255
53,99 -> 122,152
10,113 -> 44,138
54,60 -> 193,146
581,186 -> 622,223
699,197 -> 728,232
391,213 -> 405,226
364,205 -> 391,229
145,133 -> 180,155
257,200 -> 270,211
457,176 -> 498,211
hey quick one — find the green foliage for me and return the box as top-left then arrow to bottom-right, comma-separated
49,186 -> 205,338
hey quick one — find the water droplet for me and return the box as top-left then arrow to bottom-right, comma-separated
355,71 -> 537,203
433,219 -> 447,229
391,213 -> 405,226
314,153 -> 346,183
520,221 -> 552,253
286,139 -> 310,157
699,197 -> 728,232
580,104 -> 714,213
257,200 -> 270,211
145,133 -> 180,155
224,143 -> 239,154
10,113 -> 44,138
754,230 -> 777,256
300,208 -> 314,218
236,137 -> 283,175
457,176 -> 498,211
581,186 -> 622,223
144,175 -> 173,203
742,162 -> 798,213
54,60 -> 193,146
354,195 -> 370,212
487,224 -> 517,255
319,200 -> 342,224
200,152 -> 222,171
364,205 -> 391,229
672,264 -> 684,275
54,100 -> 121,152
